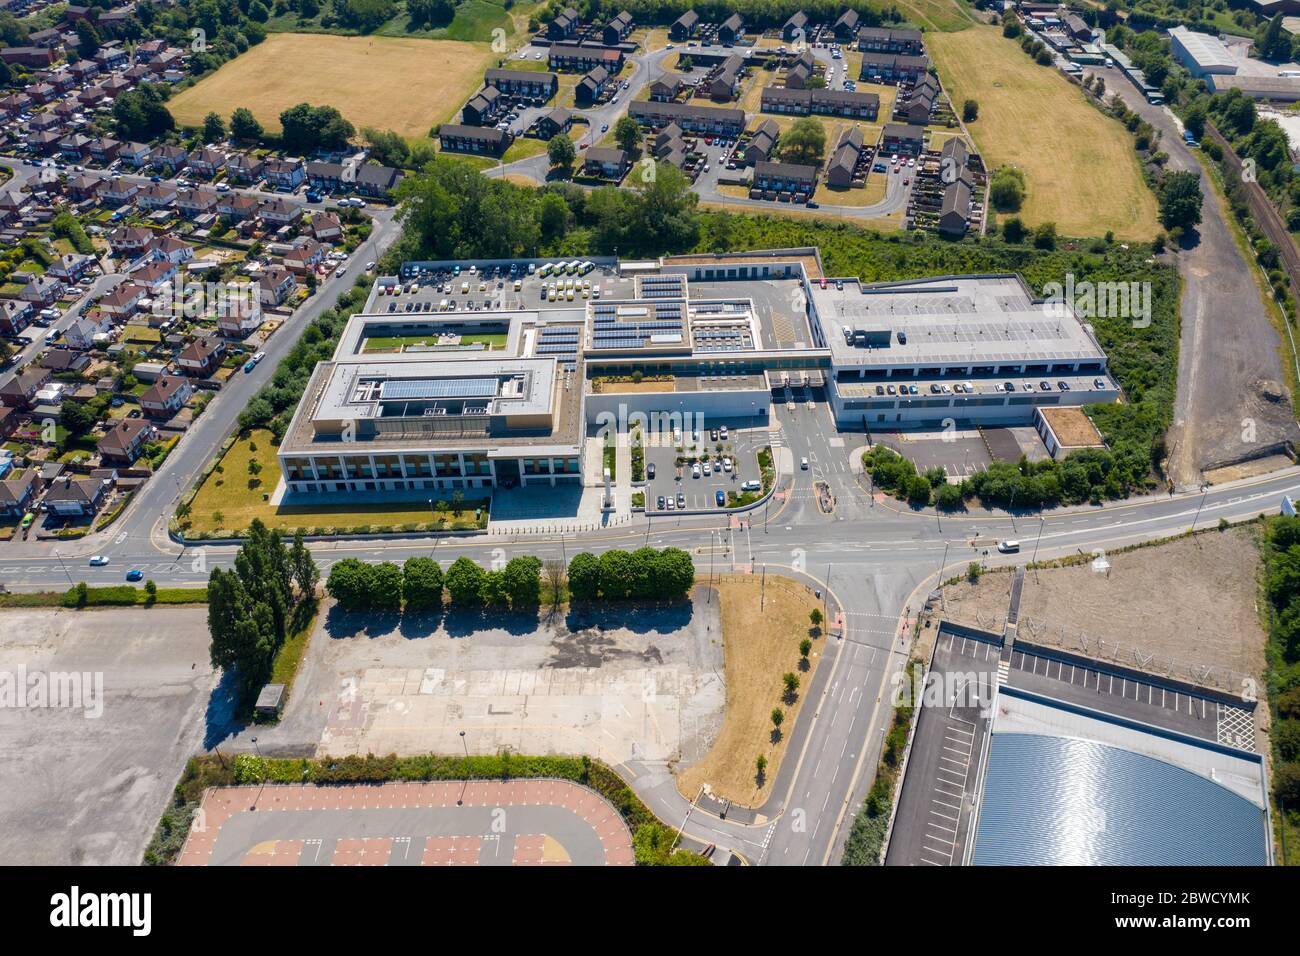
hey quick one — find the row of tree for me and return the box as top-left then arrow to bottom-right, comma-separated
566,547 -> 695,601
325,555 -> 544,611
207,520 -> 319,704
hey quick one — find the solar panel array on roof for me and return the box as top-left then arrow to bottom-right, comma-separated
536,326 -> 580,369
636,274 -> 688,299
589,299 -> 687,350
380,377 -> 498,401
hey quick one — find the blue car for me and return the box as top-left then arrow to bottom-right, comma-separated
716,490 -> 726,507
125,569 -> 144,582
244,359 -> 257,373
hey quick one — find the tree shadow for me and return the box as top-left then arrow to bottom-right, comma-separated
770,728 -> 783,745
324,604 -> 401,639
398,608 -> 443,639
564,598 -> 694,635
443,604 -> 542,638
202,667 -> 246,750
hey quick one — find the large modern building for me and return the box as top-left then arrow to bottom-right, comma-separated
1167,25 -> 1237,78
278,251 -> 1123,496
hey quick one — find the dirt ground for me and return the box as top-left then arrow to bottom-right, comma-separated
676,574 -> 825,807
941,526 -> 1267,691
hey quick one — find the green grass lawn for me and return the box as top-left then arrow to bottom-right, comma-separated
184,429 -> 490,536
363,331 -> 508,351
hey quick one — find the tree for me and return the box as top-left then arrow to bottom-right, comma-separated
363,127 -> 410,168
230,106 -> 263,141
770,707 -> 785,730
76,20 -> 101,59
402,556 -> 443,612
112,84 -> 174,140
782,672 -> 800,701
1032,221 -> 1058,250
1158,170 -> 1203,231
408,0 -> 455,27
325,557 -> 371,610
1002,216 -> 1027,243
501,555 -> 542,607
279,102 -> 355,154
614,114 -> 641,155
809,607 -> 824,632
539,191 -> 570,239
962,99 -> 979,122
372,561 -> 404,612
989,166 -> 1025,212
202,111 -> 226,144
445,556 -> 486,606
60,399 -> 97,437
547,133 -> 576,170
1258,13 -> 1292,61
543,558 -> 566,609
567,552 -> 600,600
289,531 -> 318,599
799,637 -> 812,659
776,116 -> 826,166
756,754 -> 767,779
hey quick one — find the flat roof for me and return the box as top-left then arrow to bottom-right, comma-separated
809,274 -> 1107,368
1038,405 -> 1104,447
971,688 -> 1269,865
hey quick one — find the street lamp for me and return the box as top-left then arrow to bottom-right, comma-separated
457,730 -> 469,806
1031,515 -> 1046,579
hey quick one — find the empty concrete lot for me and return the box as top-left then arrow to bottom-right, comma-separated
267,592 -> 725,767
0,608 -> 221,865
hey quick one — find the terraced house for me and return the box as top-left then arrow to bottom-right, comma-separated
628,100 -> 746,136
548,44 -> 624,73
484,68 -> 558,100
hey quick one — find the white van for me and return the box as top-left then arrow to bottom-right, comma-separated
741,479 -> 762,492
997,540 -> 1021,553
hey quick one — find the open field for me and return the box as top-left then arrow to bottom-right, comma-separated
183,429 -> 487,535
814,174 -> 887,207
677,576 -> 825,806
169,33 -> 495,137
928,26 -> 1159,239
942,526 -> 1267,687
895,0 -> 980,31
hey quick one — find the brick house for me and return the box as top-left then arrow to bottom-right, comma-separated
139,374 -> 193,419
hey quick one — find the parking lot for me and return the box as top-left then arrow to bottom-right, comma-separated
642,419 -> 769,513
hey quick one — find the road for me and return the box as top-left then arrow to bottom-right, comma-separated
1088,66 -> 1300,489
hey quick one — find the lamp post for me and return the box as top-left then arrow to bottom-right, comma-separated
1031,515 -> 1046,580
457,730 -> 469,806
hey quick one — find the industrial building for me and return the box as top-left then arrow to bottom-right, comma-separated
1167,26 -> 1237,78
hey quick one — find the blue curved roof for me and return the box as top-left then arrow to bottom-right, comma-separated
972,734 -> 1267,866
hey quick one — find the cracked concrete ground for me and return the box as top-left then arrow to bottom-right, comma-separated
258,592 -> 725,769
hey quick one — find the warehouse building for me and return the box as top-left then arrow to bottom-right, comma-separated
1168,25 -> 1237,78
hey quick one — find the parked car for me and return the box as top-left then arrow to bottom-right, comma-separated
647,462 -> 656,479
716,490 -> 726,507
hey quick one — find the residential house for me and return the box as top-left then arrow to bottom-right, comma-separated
648,73 -> 683,102
881,122 -> 926,154
187,147 -> 226,178
603,11 -> 634,46
258,266 -> 297,307
0,368 -> 52,408
484,68 -> 559,99
177,336 -> 224,377
28,82 -> 57,104
68,59 -> 101,84
108,225 -> 152,256
66,172 -> 102,201
226,153 -> 265,184
859,52 -> 930,84
283,239 -> 325,274
939,179 -> 973,236
95,45 -> 129,70
258,198 -> 302,227
0,47 -> 60,68
670,10 -> 699,41
744,118 -> 780,166
151,144 -> 188,174
782,10 -> 809,41
438,124 -> 512,156
0,299 -> 34,336
118,142 -> 153,168
706,55 -> 744,100
628,100 -> 745,136
582,147 -> 630,180
462,86 -> 502,126
718,12 -> 745,45
826,127 -> 864,188
131,258 -> 179,292
216,193 -> 259,221
147,235 -> 194,265
306,161 -> 346,192
139,374 -> 192,419
833,9 -> 860,39
577,66 -> 610,104
63,310 -> 114,349
356,164 -> 401,198
87,136 -> 121,165
856,27 -> 925,56
39,349 -> 91,374
786,50 -> 815,89
44,474 -> 109,518
263,157 -> 305,190
535,108 -> 574,140
548,6 -> 580,40
549,44 -> 624,73
310,212 -> 343,242
895,76 -> 939,125
217,297 -> 264,337
97,418 -> 153,465
136,183 -> 177,211
753,160 -> 817,195
175,188 -> 220,218
760,86 -> 879,119
48,253 -> 94,283
97,282 -> 146,319
19,276 -> 63,308
0,470 -> 38,519
97,76 -> 131,100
